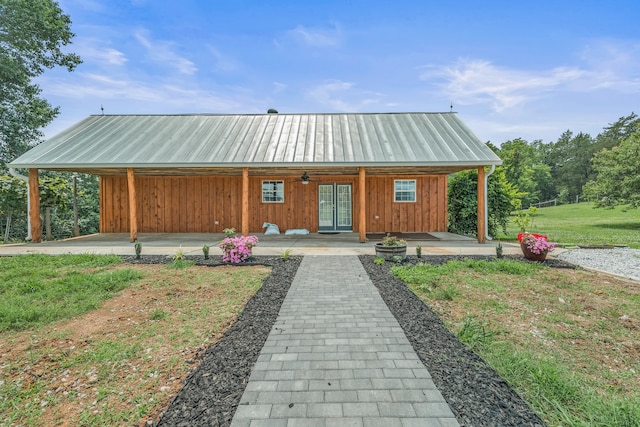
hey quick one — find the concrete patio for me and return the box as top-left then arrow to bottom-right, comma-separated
0,232 -> 525,257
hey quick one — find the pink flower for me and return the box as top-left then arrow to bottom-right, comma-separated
218,235 -> 259,263
521,233 -> 555,255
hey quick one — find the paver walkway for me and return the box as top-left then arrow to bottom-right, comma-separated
231,255 -> 459,427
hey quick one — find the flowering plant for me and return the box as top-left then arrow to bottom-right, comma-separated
518,233 -> 555,255
218,235 -> 259,263
380,233 -> 407,246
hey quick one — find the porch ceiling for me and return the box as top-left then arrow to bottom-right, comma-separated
39,165 -> 477,176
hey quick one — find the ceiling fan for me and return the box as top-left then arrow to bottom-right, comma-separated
294,171 -> 317,185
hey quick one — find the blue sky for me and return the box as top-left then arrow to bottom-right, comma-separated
41,0 -> 639,145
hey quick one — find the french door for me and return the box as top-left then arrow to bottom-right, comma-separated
318,184 -> 352,231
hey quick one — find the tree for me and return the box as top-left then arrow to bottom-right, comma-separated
0,175 -> 27,242
583,130 -> 640,208
543,131 -> 595,202
594,113 -> 640,153
498,138 -> 552,206
39,174 -> 70,240
448,168 -> 521,237
0,0 -> 81,169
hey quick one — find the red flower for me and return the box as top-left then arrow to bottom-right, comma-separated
517,232 -> 548,243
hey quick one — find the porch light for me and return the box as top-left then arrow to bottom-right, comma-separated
300,172 -> 310,184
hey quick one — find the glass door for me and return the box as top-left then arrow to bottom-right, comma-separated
336,184 -> 352,230
318,184 -> 335,230
318,184 -> 352,231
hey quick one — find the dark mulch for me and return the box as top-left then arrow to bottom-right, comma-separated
125,253 -> 571,426
359,254 -> 573,427
129,255 -> 303,427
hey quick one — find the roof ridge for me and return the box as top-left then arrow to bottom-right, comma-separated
88,112 -> 457,117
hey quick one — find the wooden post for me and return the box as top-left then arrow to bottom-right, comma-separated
477,166 -> 486,243
242,167 -> 249,236
359,167 -> 367,243
127,168 -> 138,242
29,169 -> 42,243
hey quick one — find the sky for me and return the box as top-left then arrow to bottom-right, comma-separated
39,0 -> 640,145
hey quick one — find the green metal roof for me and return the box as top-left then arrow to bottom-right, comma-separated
10,113 -> 502,171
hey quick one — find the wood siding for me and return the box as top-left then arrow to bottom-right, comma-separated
100,174 -> 447,233
365,176 -> 447,233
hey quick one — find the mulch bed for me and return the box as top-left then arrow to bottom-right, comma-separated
359,254 -> 572,426
126,253 -> 569,426
123,255 -> 302,427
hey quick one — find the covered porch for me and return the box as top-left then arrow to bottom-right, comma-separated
0,231 -> 520,257
10,113 -> 502,245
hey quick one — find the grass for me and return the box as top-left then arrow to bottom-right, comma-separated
497,202 -> 640,248
0,254 -> 270,426
0,254 -> 141,332
393,259 -> 640,426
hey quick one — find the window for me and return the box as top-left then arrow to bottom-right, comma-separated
394,180 -> 416,202
262,180 -> 284,203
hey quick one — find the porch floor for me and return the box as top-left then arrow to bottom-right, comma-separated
0,232 -> 525,257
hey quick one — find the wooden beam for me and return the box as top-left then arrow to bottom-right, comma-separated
242,167 -> 249,235
477,166 -> 486,243
29,169 -> 42,243
359,167 -> 367,243
127,168 -> 138,242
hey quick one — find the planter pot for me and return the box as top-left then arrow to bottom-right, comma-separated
375,243 -> 407,260
521,243 -> 548,261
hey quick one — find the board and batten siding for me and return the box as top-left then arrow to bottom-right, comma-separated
100,175 -> 447,233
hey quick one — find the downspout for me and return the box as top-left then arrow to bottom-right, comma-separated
484,165 -> 496,241
8,168 -> 32,241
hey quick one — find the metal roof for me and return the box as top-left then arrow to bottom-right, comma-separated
10,113 -> 502,172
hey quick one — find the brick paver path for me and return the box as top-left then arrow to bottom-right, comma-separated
231,255 -> 459,427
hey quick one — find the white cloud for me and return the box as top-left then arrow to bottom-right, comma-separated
75,40 -> 127,66
421,59 -> 587,112
207,46 -> 238,72
307,80 -> 382,111
272,82 -> 287,93
41,71 -> 268,115
421,40 -> 640,114
287,24 -> 343,47
578,39 -> 640,91
134,30 -> 197,75
60,0 -> 105,13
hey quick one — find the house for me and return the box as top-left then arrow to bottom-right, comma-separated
9,112 -> 502,243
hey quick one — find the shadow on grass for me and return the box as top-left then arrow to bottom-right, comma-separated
592,221 -> 640,230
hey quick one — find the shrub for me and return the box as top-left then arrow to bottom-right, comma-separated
448,168 -> 521,237
218,235 -> 259,263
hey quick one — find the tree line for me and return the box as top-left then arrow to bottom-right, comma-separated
450,112 -> 640,237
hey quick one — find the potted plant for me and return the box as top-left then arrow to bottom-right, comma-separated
518,232 -> 555,261
374,233 -> 407,260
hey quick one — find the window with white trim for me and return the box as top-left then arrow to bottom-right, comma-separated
262,180 -> 284,203
394,180 -> 416,202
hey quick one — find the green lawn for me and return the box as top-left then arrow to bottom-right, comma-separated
0,254 -> 141,332
0,254 -> 270,426
393,259 -> 640,426
497,202 -> 640,248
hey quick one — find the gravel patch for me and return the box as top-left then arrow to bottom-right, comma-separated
557,247 -> 640,282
